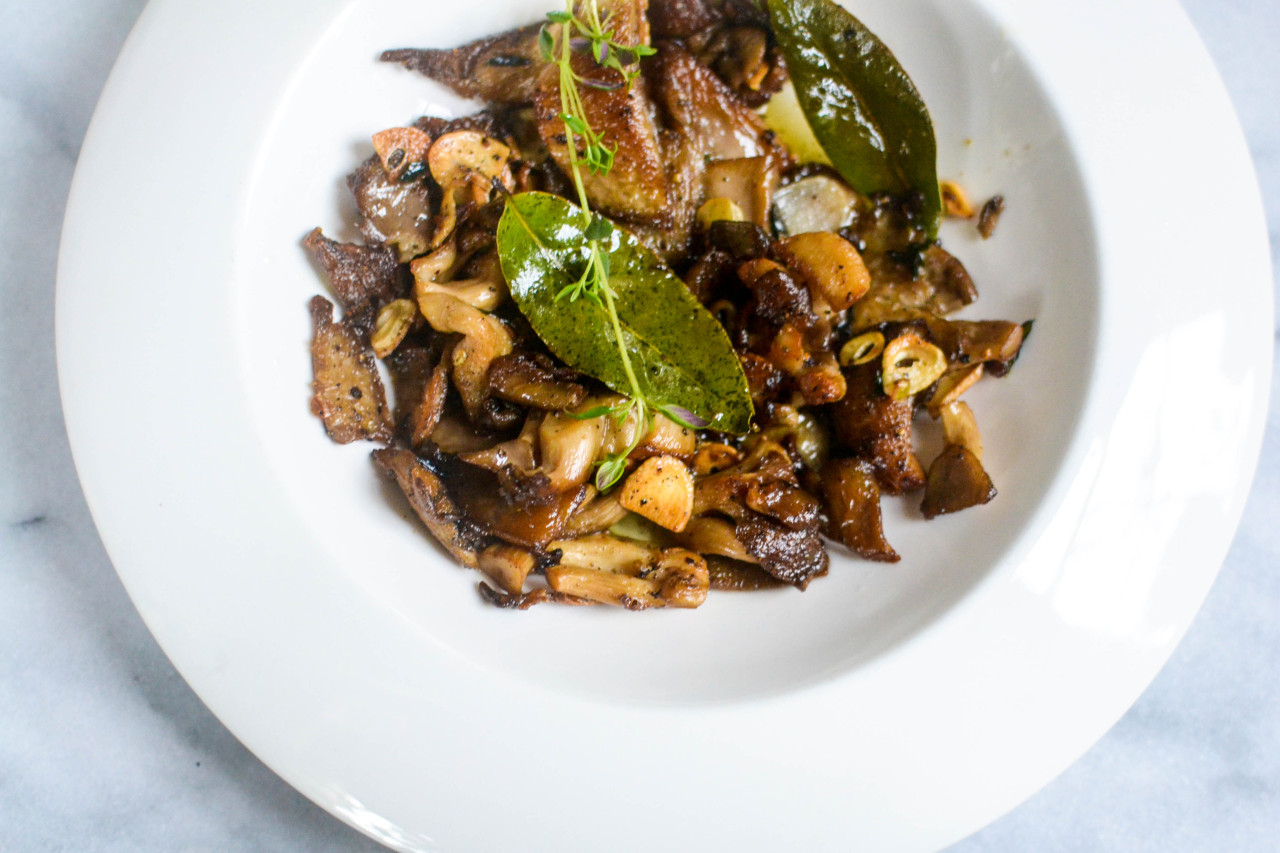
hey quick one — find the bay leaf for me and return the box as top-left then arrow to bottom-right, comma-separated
768,0 -> 942,238
497,192 -> 753,435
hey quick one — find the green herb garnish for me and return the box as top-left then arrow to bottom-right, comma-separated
768,0 -> 943,238
498,192 -> 753,461
506,1 -> 744,490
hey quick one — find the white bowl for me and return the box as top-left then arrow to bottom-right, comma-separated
57,0 -> 1271,849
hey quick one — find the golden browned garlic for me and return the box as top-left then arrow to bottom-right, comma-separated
839,331 -> 886,367
882,333 -> 948,401
619,455 -> 695,532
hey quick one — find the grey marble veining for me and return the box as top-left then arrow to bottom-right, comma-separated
1,1 -> 1276,851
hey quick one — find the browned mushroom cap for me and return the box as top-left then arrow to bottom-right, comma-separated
456,480 -> 591,551
737,286 -> 846,408
822,458 -> 899,563
347,156 -> 434,262
705,555 -> 785,592
533,54 -> 672,226
692,438 -> 797,517
704,26 -> 773,96
372,449 -> 488,568
693,443 -> 743,476
732,511 -> 828,589
454,415 -> 548,504
430,415 -> 501,455
308,296 -> 393,445
765,321 -> 810,376
486,351 -> 587,412
923,317 -> 1025,373
459,412 -> 539,475
411,237 -> 510,315
478,585 -> 595,610
920,444 -> 997,519
828,363 -> 926,496
735,257 -> 849,407
851,245 -> 979,329
652,42 -> 784,163
417,271 -> 506,314
743,479 -> 822,532
737,258 -> 814,328
303,229 -> 402,313
542,565 -> 657,610
649,0 -> 726,38
691,438 -> 829,588
549,534 -> 659,575
792,356 -> 848,407
654,549 -> 712,609
410,239 -> 459,293
978,195 -> 1006,239
382,23 -> 546,106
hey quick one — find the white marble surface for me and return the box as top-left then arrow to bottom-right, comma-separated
1,0 -> 1276,850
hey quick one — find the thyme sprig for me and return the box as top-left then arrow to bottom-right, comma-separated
537,1 -> 696,490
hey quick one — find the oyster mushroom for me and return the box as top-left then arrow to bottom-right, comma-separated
416,292 -> 513,420
428,130 -> 514,207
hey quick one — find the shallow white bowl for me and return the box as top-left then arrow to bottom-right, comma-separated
57,0 -> 1271,850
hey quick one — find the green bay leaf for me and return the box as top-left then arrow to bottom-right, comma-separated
496,192 -> 753,435
769,0 -> 942,239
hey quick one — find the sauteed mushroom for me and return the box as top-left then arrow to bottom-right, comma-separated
304,0 -> 1031,610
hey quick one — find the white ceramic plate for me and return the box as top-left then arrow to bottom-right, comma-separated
57,0 -> 1271,850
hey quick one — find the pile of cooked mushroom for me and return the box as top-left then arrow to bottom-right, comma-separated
304,0 -> 1027,610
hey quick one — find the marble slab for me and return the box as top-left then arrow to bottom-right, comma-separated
1,0 -> 1275,850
